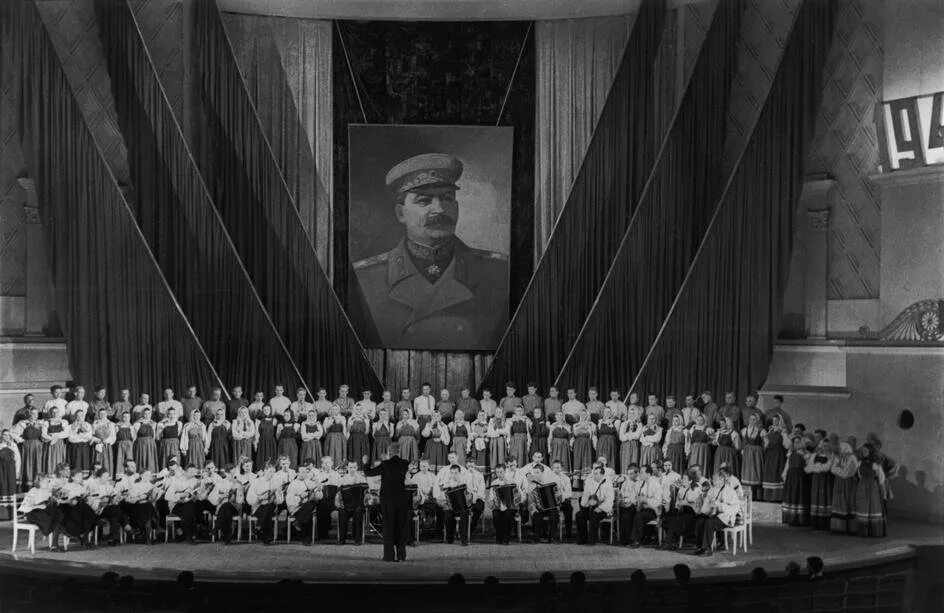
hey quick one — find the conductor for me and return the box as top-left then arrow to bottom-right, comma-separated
364,443 -> 412,562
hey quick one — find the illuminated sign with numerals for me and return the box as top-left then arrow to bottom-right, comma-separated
877,92 -> 944,170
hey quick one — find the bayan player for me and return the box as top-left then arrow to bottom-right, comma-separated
437,464 -> 472,546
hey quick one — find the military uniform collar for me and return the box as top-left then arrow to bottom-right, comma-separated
405,238 -> 455,261
386,238 -> 474,287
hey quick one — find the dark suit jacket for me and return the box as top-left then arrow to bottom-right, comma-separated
364,456 -> 411,507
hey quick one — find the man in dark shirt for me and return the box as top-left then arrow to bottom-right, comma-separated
227,386 -> 249,421
364,443 -> 411,562
12,394 -> 35,425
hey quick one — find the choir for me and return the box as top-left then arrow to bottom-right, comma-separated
1,382 -> 895,554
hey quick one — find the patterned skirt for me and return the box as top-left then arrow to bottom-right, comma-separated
854,478 -> 886,537
450,436 -> 467,466
549,439 -> 571,473
782,467 -> 810,526
596,435 -> 618,473
713,446 -> 739,477
640,444 -> 662,468
133,437 -> 158,473
619,441 -> 639,472
762,448 -> 786,502
322,432 -> 346,469
115,440 -> 134,474
0,449 -> 17,518
688,442 -> 711,477
21,440 -> 44,489
44,440 -> 67,476
830,476 -> 858,534
809,472 -> 834,529
740,443 -> 764,487
665,442 -> 687,474
572,437 -> 594,476
424,440 -> 449,471
508,433 -> 529,466
300,439 -> 323,465
279,438 -> 299,469
69,441 -> 91,475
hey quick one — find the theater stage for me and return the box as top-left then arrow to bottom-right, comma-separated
0,521 -> 939,584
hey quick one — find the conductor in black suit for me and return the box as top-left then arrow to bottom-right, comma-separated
364,443 -> 411,562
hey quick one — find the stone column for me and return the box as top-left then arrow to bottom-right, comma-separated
17,177 -> 50,336
798,178 -> 835,339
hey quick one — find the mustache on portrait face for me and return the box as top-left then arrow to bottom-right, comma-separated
424,213 -> 456,226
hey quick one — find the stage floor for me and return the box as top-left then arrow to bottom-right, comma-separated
0,520 -> 940,584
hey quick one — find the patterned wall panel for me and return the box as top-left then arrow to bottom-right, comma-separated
36,0 -> 131,185
0,27 -> 27,297
130,0 -> 185,122
807,0 -> 883,299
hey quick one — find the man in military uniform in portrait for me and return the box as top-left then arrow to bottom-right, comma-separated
352,153 -> 509,351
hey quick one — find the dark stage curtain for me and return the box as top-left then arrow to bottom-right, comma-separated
10,2 -> 223,400
478,0 -> 667,394
629,0 -> 838,400
192,0 -> 382,395
95,0 -> 310,397
333,18 -> 535,394
554,0 -> 745,393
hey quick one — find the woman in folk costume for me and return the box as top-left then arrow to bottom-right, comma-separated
67,408 -> 94,476
595,406 -> 620,473
421,411 -> 451,471
761,413 -> 788,502
0,429 -> 21,520
571,410 -> 597,487
370,406 -> 393,461
180,409 -> 207,470
528,407 -> 549,461
277,408 -> 300,469
781,435 -> 811,526
394,407 -> 420,466
321,404 -> 348,469
155,407 -> 183,469
254,403 -> 280,470
469,410 -> 491,475
206,407 -> 231,468
346,404 -> 371,469
231,405 -> 256,462
42,405 -> 70,477
506,406 -> 531,467
12,407 -> 45,490
448,408 -> 469,465
618,412 -> 642,471
114,411 -> 136,473
91,407 -> 118,477
132,406 -> 159,473
487,405 -> 510,480
300,409 -> 324,464
806,434 -> 836,530
548,411 -> 573,474
854,443 -> 887,537
829,438 -> 859,534
662,413 -> 689,475
739,412 -> 766,500
687,414 -> 713,477
712,416 -> 741,477
638,412 -> 663,467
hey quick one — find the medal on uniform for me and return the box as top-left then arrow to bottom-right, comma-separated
426,264 -> 442,277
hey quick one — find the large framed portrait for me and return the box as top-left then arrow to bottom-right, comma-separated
347,124 -> 513,351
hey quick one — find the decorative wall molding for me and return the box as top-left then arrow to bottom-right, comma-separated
807,208 -> 831,230
869,164 -> 944,187
879,299 -> 944,342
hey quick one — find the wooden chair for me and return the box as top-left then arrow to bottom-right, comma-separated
647,516 -> 664,546
597,513 -> 617,544
163,515 -> 180,543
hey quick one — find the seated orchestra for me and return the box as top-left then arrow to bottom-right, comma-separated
1,381 -> 895,554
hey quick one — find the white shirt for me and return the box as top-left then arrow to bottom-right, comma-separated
579,477 -> 614,514
464,469 -> 487,503
413,395 -> 436,416
268,395 -> 291,417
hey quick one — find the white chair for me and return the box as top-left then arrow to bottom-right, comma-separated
646,516 -> 664,546
164,515 -> 180,543
10,499 -> 41,555
721,491 -> 751,555
597,514 -> 617,544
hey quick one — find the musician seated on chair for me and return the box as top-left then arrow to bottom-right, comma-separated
165,464 -> 201,545
436,464 -> 472,546
208,463 -> 244,545
87,468 -> 132,546
285,461 -> 321,544
246,462 -> 279,545
575,465 -> 614,546
336,460 -> 368,545
271,455 -> 297,509
660,471 -> 704,551
435,451 -> 468,489
692,466 -> 740,556
549,460 -> 574,540
489,465 -> 523,545
627,462 -> 666,548
18,475 -> 65,552
524,464 -> 560,543
464,457 -> 487,534
617,464 -> 643,546
313,456 -> 340,542
411,459 -> 441,534
515,451 -> 550,488
193,461 -> 221,530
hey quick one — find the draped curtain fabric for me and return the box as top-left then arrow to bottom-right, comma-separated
534,15 -> 635,256
332,19 -> 535,395
220,13 -> 334,273
555,0 -> 745,392
630,0 -> 837,400
94,0 -> 306,397
10,1 -> 223,400
478,0 -> 667,395
192,0 -> 381,395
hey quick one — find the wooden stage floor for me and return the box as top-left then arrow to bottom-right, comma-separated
0,521 -> 939,584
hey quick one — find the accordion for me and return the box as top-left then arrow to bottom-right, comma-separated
339,484 -> 368,510
496,484 -> 517,509
323,484 -> 339,505
535,483 -> 559,512
445,485 -> 470,513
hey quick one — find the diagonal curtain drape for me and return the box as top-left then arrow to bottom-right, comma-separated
478,0 -> 667,395
10,1 -> 224,400
554,0 -> 745,392
95,0 -> 309,397
629,0 -> 837,400
193,0 -> 382,395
